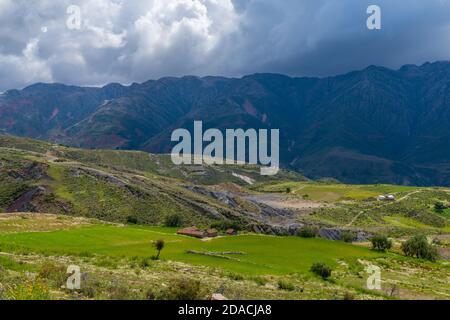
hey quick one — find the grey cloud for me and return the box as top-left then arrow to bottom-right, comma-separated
0,0 -> 450,91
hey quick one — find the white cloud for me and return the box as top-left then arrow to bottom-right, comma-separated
1,0 -> 450,90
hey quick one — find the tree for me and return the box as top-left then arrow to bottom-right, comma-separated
401,235 -> 439,262
370,235 -> 392,252
165,214 -> 183,227
153,239 -> 165,260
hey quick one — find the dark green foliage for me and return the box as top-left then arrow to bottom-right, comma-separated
164,214 -> 183,227
434,202 -> 446,213
310,263 -> 332,279
153,239 -> 165,260
340,231 -> 356,243
126,215 -> 138,224
210,221 -> 242,231
297,226 -> 319,238
370,235 -> 392,252
401,235 -> 439,262
0,182 -> 27,209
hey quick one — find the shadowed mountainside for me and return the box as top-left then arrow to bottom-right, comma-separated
1,62 -> 450,185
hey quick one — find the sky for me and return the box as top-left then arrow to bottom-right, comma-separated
1,0 -> 450,91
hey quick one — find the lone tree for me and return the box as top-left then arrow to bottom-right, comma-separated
401,235 -> 439,262
370,235 -> 392,252
153,239 -> 165,260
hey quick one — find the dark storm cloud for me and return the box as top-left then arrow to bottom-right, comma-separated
0,0 -> 450,91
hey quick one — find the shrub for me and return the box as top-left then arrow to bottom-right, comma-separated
370,235 -> 392,252
343,292 -> 355,300
108,283 -> 135,300
340,231 -> 356,243
162,278 -> 203,300
401,235 -> 439,262
210,221 -> 242,231
297,226 -> 319,238
79,274 -> 102,299
138,257 -> 153,268
164,214 -> 183,227
310,263 -> 332,279
37,262 -> 67,287
251,276 -> 268,286
126,215 -> 138,224
226,272 -> 244,281
277,280 -> 295,291
434,202 -> 446,213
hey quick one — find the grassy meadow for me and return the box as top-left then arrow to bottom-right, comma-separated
0,221 -> 381,275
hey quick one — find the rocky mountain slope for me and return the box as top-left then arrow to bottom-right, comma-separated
0,135 -> 305,233
1,62 -> 450,185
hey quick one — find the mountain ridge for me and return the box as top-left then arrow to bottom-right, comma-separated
1,61 -> 450,186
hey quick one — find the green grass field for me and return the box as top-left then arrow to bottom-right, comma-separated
0,224 -> 382,275
254,182 -> 421,202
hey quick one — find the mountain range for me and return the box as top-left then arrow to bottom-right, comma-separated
1,61 -> 450,186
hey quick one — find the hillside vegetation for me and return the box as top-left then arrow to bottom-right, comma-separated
0,135 -> 449,300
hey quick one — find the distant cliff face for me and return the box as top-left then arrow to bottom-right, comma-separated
1,62 -> 450,186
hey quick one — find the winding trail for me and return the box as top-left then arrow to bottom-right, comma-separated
346,190 -> 424,227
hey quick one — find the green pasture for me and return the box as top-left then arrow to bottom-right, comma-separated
0,224 -> 381,275
254,182 -> 421,202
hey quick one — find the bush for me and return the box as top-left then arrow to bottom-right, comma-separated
401,235 -> 439,262
164,214 -> 183,227
37,262 -> 67,287
340,231 -> 356,243
108,283 -> 135,300
277,280 -> 295,291
210,221 -> 242,231
310,263 -> 332,279
251,276 -> 268,286
127,215 -> 138,224
297,226 -> 319,238
343,292 -> 355,300
226,272 -> 245,281
370,235 -> 392,252
434,202 -> 446,213
162,278 -> 203,300
139,257 -> 152,268
79,274 -> 102,299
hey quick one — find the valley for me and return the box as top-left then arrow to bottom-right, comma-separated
0,135 -> 449,300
